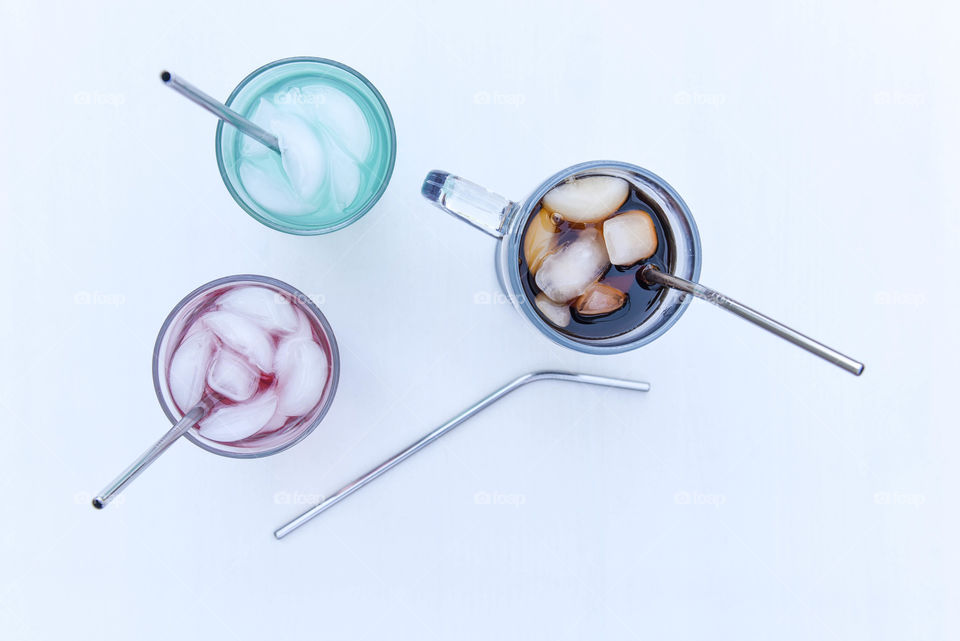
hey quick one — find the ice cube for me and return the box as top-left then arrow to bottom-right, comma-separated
542,175 -> 630,223
272,112 -> 327,201
249,95 -> 328,202
327,134 -> 361,210
523,209 -> 560,274
298,84 -> 371,160
201,311 -> 276,373
238,161 -> 315,216
168,329 -> 217,411
217,285 -> 299,334
198,389 -> 278,443
207,349 -> 259,402
534,293 -> 571,328
274,338 -> 329,416
273,87 -> 305,111
575,282 -> 627,316
260,409 -> 290,434
602,210 -> 658,266
534,228 -> 610,303
289,308 -> 316,341
243,98 -> 284,157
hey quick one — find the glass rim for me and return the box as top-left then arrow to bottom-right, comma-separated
214,56 -> 397,236
151,274 -> 341,459
502,160 -> 703,355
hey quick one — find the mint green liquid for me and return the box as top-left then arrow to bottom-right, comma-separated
216,58 -> 396,235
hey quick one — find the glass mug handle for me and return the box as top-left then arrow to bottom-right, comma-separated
421,170 -> 516,238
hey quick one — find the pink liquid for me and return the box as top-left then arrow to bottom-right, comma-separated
162,282 -> 335,448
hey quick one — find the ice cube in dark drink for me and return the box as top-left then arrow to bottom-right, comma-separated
519,175 -> 672,340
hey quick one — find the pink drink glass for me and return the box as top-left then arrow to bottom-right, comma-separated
152,274 -> 340,458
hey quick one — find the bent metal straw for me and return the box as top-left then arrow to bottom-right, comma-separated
274,371 -> 652,539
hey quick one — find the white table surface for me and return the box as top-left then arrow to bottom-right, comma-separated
1,1 -> 957,639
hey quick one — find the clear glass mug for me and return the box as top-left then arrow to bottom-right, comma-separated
421,161 -> 702,354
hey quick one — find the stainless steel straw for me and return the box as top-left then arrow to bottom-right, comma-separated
640,266 -> 864,376
274,371 -> 651,539
92,403 -> 208,509
160,71 -> 281,153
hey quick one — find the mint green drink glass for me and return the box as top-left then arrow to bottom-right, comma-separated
215,57 -> 396,235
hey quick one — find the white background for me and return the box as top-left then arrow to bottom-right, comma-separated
1,1 -> 957,639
